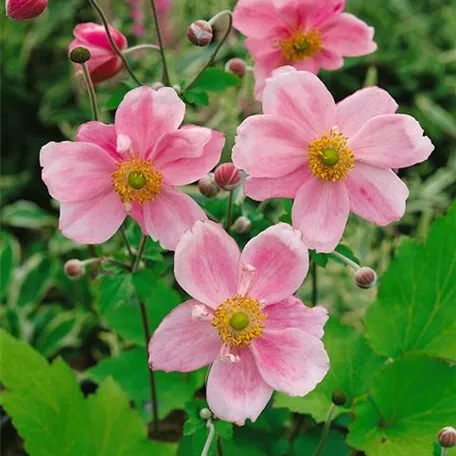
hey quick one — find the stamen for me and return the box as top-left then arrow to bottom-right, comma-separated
238,264 -> 256,296
280,29 -> 323,62
192,304 -> 212,321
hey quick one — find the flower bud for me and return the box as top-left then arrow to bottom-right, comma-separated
225,58 -> 248,78
233,216 -> 251,234
64,259 -> 85,280
438,427 -> 456,448
151,81 -> 165,90
187,20 -> 213,47
69,46 -> 91,64
214,163 -> 241,191
199,408 -> 213,420
355,267 -> 377,289
6,0 -> 48,21
198,173 -> 219,198
331,390 -> 347,406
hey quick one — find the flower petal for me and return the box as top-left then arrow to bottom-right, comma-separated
148,299 -> 222,372
292,176 -> 349,253
345,163 -> 409,226
336,87 -> 398,138
59,191 -> 125,244
115,86 -> 185,158
76,121 -> 121,160
348,114 -> 434,169
207,348 -> 273,425
40,141 -> 115,202
251,328 -> 329,396
239,223 -> 309,305
174,220 -> 240,309
143,186 -> 207,251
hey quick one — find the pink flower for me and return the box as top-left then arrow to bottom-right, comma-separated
233,0 -> 377,98
40,86 -> 225,250
69,23 -> 128,85
148,221 -> 329,424
6,0 -> 47,21
233,67 -> 434,253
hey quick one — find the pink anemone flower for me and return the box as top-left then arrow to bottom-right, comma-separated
233,0 -> 377,98
232,67 -> 434,253
148,221 -> 329,424
40,86 -> 225,250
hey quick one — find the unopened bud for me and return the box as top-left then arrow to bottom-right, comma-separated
199,408 -> 213,420
198,173 -> 219,198
355,267 -> 377,289
64,259 -> 85,280
438,427 -> 456,448
331,390 -> 346,406
151,81 -> 164,90
6,0 -> 48,21
172,84 -> 182,94
225,58 -> 247,78
214,163 -> 241,191
233,216 -> 251,234
69,46 -> 91,64
187,20 -> 213,47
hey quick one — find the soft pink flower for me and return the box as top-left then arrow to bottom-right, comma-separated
148,221 -> 329,424
69,23 -> 128,85
233,0 -> 377,98
40,86 -> 225,250
232,67 -> 434,253
6,0 -> 47,21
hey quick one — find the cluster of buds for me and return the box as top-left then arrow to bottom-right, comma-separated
6,0 -> 48,21
198,163 -> 241,198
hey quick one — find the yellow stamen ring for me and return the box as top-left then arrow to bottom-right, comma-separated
280,29 -> 323,62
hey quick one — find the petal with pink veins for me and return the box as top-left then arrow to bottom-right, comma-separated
76,121 -> 121,161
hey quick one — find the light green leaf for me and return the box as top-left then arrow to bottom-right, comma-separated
0,230 -> 20,300
365,202 -> 456,360
190,68 -> 240,92
347,357 -> 456,456
1,200 -> 55,230
183,88 -> 210,107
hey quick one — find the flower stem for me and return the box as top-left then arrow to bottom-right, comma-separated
182,10 -> 233,93
119,226 -> 134,261
123,43 -> 160,55
312,404 -> 336,456
148,0 -> 170,85
201,419 -> 216,456
441,449 -> 448,456
330,250 -> 360,271
132,233 -> 147,272
87,0 -> 142,86
81,63 -> 99,121
225,191 -> 234,231
311,261 -> 318,307
216,436 -> 224,456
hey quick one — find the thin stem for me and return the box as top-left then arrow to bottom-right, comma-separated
330,250 -> 360,271
225,191 -> 234,231
441,449 -> 448,456
312,404 -> 336,456
311,261 -> 318,307
119,226 -> 134,261
148,0 -> 170,85
288,413 -> 305,444
201,419 -> 216,456
216,436 -> 224,456
367,395 -> 384,421
87,0 -> 142,86
182,10 -> 233,93
132,234 -> 147,273
123,44 -> 160,55
81,63 -> 99,120
102,258 -> 132,271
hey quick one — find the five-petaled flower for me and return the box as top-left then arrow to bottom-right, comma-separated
40,86 -> 224,250
233,67 -> 434,253
148,221 -> 329,424
233,0 -> 377,98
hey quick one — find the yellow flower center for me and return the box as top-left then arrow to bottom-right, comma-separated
308,127 -> 355,181
280,29 -> 323,62
112,156 -> 163,204
212,295 -> 266,347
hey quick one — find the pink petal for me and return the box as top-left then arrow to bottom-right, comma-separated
265,296 -> 328,338
73,22 -> 127,51
348,114 -> 434,169
115,86 -> 185,158
153,126 -> 225,186
59,191 -> 126,244
292,58 -> 321,74
76,121 -> 121,161
243,166 -> 310,201
292,176 -> 349,253
148,299 -> 222,372
129,202 -> 146,233
345,163 -> 409,226
295,0 -> 345,29
251,328 -> 329,396
40,141 -> 115,202
174,220 -> 240,309
239,223 -> 309,305
233,115 -> 309,178
320,13 -> 377,57
262,68 -> 336,137
336,87 -> 398,138
206,348 -> 273,424
143,186 -> 207,251
314,49 -> 344,71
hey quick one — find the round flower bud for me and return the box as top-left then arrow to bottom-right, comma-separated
187,20 -> 213,47
64,259 -> 85,280
355,267 -> 377,289
199,408 -> 213,420
6,0 -> 48,21
214,163 -> 241,191
198,173 -> 219,198
438,427 -> 456,448
233,216 -> 252,234
331,390 -> 347,406
225,58 -> 248,78
151,81 -> 165,90
69,46 -> 91,64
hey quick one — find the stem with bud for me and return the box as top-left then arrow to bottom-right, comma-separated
81,63 -> 100,121
148,0 -> 170,85
122,44 -> 160,55
312,404 -> 336,456
201,419 -> 216,456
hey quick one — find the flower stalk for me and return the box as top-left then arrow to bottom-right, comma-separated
148,0 -> 170,85
201,419 -> 216,456
81,63 -> 99,121
312,403 -> 336,456
225,191 -> 234,231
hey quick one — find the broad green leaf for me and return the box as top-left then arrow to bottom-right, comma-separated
104,85 -> 130,110
0,230 -> 20,300
347,357 -> 456,456
274,319 -> 384,422
183,88 -> 210,107
190,68 -> 240,92
1,200 -> 55,229
294,429 -> 350,456
365,202 -> 456,360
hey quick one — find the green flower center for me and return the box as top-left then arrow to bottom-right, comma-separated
128,171 -> 147,189
229,312 -> 250,331
322,148 -> 340,166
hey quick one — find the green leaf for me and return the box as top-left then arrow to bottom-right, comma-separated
190,68 -> 240,92
294,429 -> 350,456
274,319 -> 384,422
1,200 -> 55,229
416,94 -> 456,139
365,202 -> 456,360
0,231 -> 20,300
105,85 -> 130,110
347,357 -> 456,456
310,250 -> 329,267
183,88 -> 210,107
